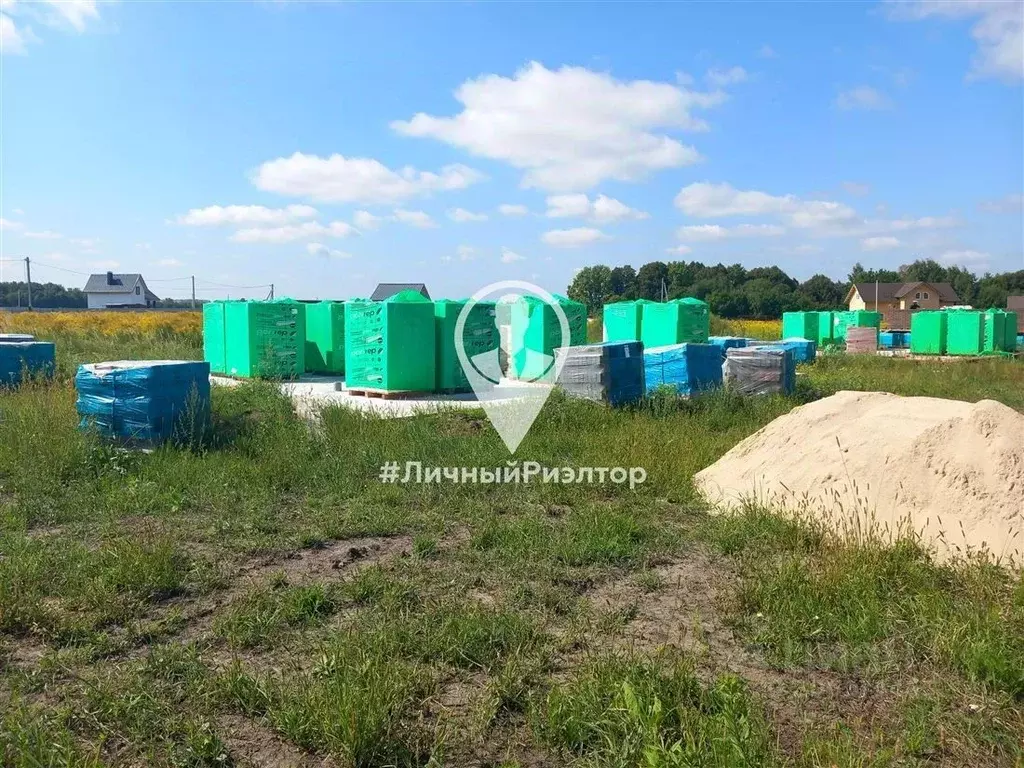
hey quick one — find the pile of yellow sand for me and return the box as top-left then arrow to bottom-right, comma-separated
695,391 -> 1024,564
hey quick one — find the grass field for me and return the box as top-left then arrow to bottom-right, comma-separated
1,315 -> 1023,767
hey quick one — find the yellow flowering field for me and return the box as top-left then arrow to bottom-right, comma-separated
711,317 -> 782,340
0,310 -> 201,337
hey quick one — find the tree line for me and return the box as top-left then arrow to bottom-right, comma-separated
566,259 -> 1024,318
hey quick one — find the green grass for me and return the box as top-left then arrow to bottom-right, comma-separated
533,653 -> 778,767
1,333 -> 1022,766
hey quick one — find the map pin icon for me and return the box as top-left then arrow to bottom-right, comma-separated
454,280 -> 571,454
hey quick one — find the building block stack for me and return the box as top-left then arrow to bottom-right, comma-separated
640,298 -> 710,348
602,300 -> 648,342
75,360 -> 210,443
643,342 -> 722,396
0,341 -> 56,387
345,291 -> 436,393
555,341 -> 645,406
910,311 -> 948,355
723,347 -> 795,395
435,299 -> 498,392
304,301 -> 346,374
509,295 -> 587,381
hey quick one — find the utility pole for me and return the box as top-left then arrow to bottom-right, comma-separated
270,283 -> 275,300
24,257 -> 33,311
191,276 -> 196,309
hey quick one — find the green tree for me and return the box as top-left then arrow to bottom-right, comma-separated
635,262 -> 669,300
567,265 -> 613,316
848,263 -> 900,284
798,274 -> 846,309
608,266 -> 637,300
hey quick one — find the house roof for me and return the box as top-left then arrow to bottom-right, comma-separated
1007,295 -> 1024,311
370,283 -> 430,301
84,273 -> 160,301
847,282 -> 960,304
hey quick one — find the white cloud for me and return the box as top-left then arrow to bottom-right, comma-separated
306,242 -> 353,259
12,208 -> 24,216
392,209 -> 437,229
890,1 -> 1022,81
457,245 -> 476,261
157,258 -> 183,267
541,227 -> 610,248
665,245 -> 693,255
674,181 -> 955,238
134,241 -> 151,250
706,66 -> 748,87
253,152 -> 482,204
676,223 -> 786,241
0,217 -> 23,230
353,210 -> 383,231
841,181 -> 871,196
979,193 -> 1024,213
836,86 -> 891,110
498,203 -> 528,217
675,182 -> 793,217
2,0 -> 101,56
440,255 -> 453,263
447,207 -> 488,222
1,13 -> 26,55
674,181 -> 860,231
230,220 -> 357,244
861,236 -> 901,251
23,230 -> 61,239
758,44 -> 778,59
500,247 -> 525,263
178,204 -> 318,227
30,0 -> 98,32
545,193 -> 649,223
939,248 -> 991,266
392,61 -> 726,191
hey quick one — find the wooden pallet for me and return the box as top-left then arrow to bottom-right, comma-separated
346,388 -> 431,400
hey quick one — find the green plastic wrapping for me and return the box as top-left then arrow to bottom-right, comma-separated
202,301 -> 227,374
946,310 -> 985,356
640,298 -> 710,348
833,310 -> 882,342
1004,312 -> 1018,352
224,301 -> 304,379
435,300 -> 497,392
817,311 -> 835,344
910,311 -> 947,355
781,311 -> 819,341
509,295 -> 587,381
344,290 -> 436,391
305,301 -> 346,373
983,310 -> 1007,354
603,300 -> 647,342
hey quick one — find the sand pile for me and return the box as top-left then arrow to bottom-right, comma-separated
696,391 -> 1024,564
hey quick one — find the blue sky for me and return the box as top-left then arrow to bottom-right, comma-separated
1,0 -> 1021,301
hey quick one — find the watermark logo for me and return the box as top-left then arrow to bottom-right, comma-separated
455,280 -> 571,454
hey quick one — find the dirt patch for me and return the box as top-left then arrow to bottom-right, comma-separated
587,548 -> 893,754
218,713 -> 334,768
161,535 -> 413,649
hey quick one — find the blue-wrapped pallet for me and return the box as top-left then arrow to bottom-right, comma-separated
0,341 -> 56,387
707,336 -> 747,358
643,343 -> 722,396
724,347 -> 795,395
879,331 -> 895,349
554,341 -> 645,406
76,360 -> 211,443
765,337 -> 817,364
